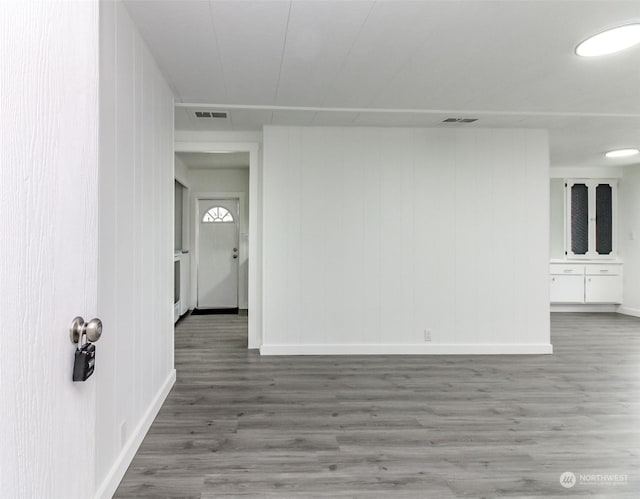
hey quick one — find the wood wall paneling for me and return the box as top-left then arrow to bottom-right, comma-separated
96,2 -> 175,497
262,126 -> 551,353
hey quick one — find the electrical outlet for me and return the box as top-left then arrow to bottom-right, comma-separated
120,421 -> 127,447
423,329 -> 432,342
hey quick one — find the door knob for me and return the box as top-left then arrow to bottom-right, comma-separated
233,248 -> 238,252
85,318 -> 103,342
233,254 -> 238,259
70,316 -> 103,344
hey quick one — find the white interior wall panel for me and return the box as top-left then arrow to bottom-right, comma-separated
175,154 -> 189,185
262,126 -> 551,354
96,2 -> 175,497
619,167 -> 640,317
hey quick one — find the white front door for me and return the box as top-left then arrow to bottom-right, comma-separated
197,199 -> 239,309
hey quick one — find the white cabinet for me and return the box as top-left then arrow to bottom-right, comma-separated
550,264 -> 585,303
550,262 -> 622,304
550,275 -> 584,303
584,265 -> 622,303
179,252 -> 190,315
174,252 -> 192,321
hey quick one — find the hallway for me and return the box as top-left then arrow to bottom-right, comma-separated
115,313 -> 640,498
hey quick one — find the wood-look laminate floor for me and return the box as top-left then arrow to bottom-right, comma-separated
115,313 -> 640,498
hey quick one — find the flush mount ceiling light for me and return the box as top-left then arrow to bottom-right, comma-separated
605,148 -> 640,158
576,23 -> 640,56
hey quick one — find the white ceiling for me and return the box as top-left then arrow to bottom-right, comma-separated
176,151 -> 250,169
125,0 -> 640,168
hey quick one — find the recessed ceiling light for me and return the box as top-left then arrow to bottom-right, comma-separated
576,23 -> 640,56
605,148 -> 639,158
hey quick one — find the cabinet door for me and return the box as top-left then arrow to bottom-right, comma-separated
566,179 -> 617,258
180,254 -> 190,315
567,181 -> 589,257
595,183 -> 614,256
585,275 -> 623,303
550,275 -> 584,303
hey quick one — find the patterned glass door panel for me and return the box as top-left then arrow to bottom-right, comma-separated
595,183 -> 613,255
570,183 -> 589,255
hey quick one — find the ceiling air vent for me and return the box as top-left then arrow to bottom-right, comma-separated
442,118 -> 478,123
194,111 -> 228,119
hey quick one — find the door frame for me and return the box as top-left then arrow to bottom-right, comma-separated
175,141 -> 261,349
195,195 -> 243,309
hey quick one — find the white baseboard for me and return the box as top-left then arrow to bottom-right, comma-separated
94,369 -> 176,499
617,306 -> 640,318
260,343 -> 553,355
551,304 -> 618,312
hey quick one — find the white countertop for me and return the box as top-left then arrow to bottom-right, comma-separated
550,258 -> 623,264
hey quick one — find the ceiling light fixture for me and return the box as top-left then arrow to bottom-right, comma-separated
605,148 -> 639,158
576,23 -> 640,56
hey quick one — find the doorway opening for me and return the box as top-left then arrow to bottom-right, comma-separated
173,143 -> 261,349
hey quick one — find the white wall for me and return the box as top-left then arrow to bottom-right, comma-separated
175,130 -> 262,145
619,165 -> 640,316
549,179 -> 565,259
188,168 -> 250,309
175,154 -> 189,186
96,2 -> 175,498
0,2 -> 99,497
262,126 -> 551,354
550,166 -> 624,179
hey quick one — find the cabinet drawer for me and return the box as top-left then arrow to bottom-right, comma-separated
585,264 -> 622,276
550,275 -> 584,303
549,264 -> 584,276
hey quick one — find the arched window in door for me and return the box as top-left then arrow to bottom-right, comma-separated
202,206 -> 234,223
